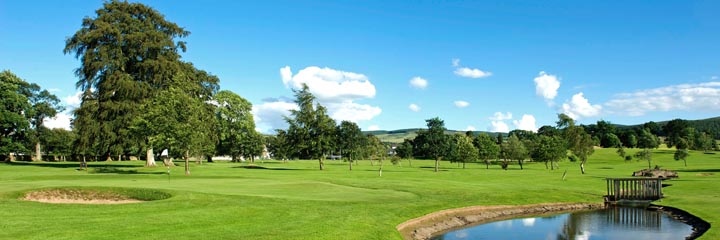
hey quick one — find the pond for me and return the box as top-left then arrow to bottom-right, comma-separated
431,207 -> 694,240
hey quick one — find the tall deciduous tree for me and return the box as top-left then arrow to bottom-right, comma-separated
1,71 -> 33,162
65,0 -> 189,161
557,113 -> 595,174
336,121 -> 364,170
674,138 -> 690,167
533,135 -> 566,170
395,139 -> 414,167
420,117 -> 450,172
474,133 -> 499,169
502,134 -> 528,170
213,90 -> 256,162
449,133 -> 478,169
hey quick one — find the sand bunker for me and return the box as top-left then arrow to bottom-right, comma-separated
22,188 -> 165,204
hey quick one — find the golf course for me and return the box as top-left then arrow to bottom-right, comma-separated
1,147 -> 717,239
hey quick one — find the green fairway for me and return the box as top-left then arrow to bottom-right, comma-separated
1,148 -> 718,239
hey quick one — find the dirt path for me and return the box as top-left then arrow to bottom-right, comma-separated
396,202 -> 603,240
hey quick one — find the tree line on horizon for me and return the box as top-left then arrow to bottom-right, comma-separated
2,1 -> 718,175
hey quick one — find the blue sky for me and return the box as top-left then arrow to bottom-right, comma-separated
2,1 -> 719,133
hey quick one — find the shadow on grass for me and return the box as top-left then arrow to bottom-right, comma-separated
91,167 -> 165,175
676,169 -> 720,173
7,161 -> 141,169
232,165 -> 304,171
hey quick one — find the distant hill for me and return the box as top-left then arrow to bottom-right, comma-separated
367,116 -> 720,143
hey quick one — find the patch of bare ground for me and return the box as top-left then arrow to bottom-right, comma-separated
22,189 -> 143,204
396,202 -> 603,240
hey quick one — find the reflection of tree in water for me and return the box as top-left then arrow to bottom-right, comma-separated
557,207 -> 662,240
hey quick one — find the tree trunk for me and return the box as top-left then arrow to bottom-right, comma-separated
647,159 -> 651,169
408,158 -> 412,167
251,156 -> 255,164
146,147 -> 157,167
8,152 -> 15,162
349,156 -> 353,171
207,155 -> 213,163
580,159 -> 586,174
434,158 -> 439,172
683,159 -> 687,167
184,150 -> 190,176
370,159 -> 374,166
82,155 -> 87,171
545,161 -> 549,169
518,159 -> 523,170
463,162 -> 466,169
318,158 -> 324,170
34,142 -> 41,162
379,159 -> 383,177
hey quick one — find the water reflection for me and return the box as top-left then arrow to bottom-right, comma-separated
431,207 -> 692,240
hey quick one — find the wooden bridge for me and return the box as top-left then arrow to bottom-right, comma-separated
605,178 -> 663,205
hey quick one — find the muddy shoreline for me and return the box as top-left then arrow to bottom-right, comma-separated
396,202 -> 710,240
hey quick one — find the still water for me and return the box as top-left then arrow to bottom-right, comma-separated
431,207 -> 693,240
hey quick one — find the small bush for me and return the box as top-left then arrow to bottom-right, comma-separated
625,156 -> 632,161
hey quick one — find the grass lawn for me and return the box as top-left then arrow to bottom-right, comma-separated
0,147 -> 718,239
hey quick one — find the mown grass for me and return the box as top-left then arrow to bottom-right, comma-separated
0,147 -> 718,239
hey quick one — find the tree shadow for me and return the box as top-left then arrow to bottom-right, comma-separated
417,166 -> 450,171
232,165 -> 305,171
6,161 -> 141,169
676,169 -> 720,173
91,167 -> 165,175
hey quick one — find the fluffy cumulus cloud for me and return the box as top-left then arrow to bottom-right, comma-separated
562,92 -> 602,120
454,100 -> 470,108
270,66 -> 381,129
409,103 -> 421,112
489,112 -> 513,121
605,82 -> 720,116
409,77 -> 428,89
367,125 -> 380,131
488,121 -> 510,133
513,114 -> 537,132
452,59 -> 492,78
43,91 -> 84,130
252,100 -> 299,133
534,71 -> 560,105
465,125 -> 476,131
281,66 -> 376,102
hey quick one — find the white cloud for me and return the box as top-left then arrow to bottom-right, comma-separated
271,66 -> 382,129
513,114 -> 537,132
465,125 -> 476,131
489,112 -> 513,121
64,91 -> 82,108
562,92 -> 602,120
42,91 -> 84,130
409,77 -> 428,89
452,59 -> 492,78
522,218 -> 536,227
488,121 -> 510,133
367,125 -> 380,131
280,66 -> 376,102
605,82 -> 720,116
534,71 -> 560,105
454,67 -> 492,78
326,101 -> 382,123
711,76 -> 718,80
409,103 -> 421,112
43,112 -> 72,130
252,100 -> 298,133
454,100 -> 470,108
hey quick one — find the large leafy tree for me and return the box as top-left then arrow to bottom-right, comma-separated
557,113 -> 595,174
474,133 -> 499,169
532,135 -> 566,170
1,71 -> 33,161
419,117 -> 450,172
395,139 -> 414,166
64,0 -> 189,161
336,121 -> 364,170
213,90 -> 256,162
285,84 -> 336,170
502,134 -> 528,170
26,83 -> 64,161
449,133 -> 478,169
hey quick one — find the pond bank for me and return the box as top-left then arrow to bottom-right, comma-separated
650,204 -> 710,240
396,202 -> 602,240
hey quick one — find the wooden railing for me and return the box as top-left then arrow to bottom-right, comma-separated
606,178 -> 663,202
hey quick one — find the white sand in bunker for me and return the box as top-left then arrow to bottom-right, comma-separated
22,189 -> 143,204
